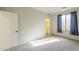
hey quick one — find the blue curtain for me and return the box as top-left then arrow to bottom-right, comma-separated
57,15 -> 62,33
70,11 -> 78,35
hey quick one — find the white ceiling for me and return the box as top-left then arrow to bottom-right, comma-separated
33,7 -> 77,14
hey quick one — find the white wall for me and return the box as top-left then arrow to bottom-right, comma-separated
50,9 -> 79,40
50,14 -> 57,34
0,7 -> 48,45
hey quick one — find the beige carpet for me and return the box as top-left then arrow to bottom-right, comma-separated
5,36 -> 79,51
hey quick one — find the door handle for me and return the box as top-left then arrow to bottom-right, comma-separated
16,30 -> 18,32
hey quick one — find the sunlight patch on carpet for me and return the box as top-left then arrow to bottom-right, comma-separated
30,38 -> 62,47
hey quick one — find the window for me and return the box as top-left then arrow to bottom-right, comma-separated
62,14 -> 71,32
62,15 -> 65,32
66,14 -> 71,32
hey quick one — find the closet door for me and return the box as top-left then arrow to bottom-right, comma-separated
0,11 -> 18,50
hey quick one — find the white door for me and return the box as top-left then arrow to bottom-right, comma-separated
0,11 -> 18,50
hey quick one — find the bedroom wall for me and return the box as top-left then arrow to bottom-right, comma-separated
50,8 -> 79,40
0,7 -> 48,45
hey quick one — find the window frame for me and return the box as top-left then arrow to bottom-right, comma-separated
62,13 -> 71,33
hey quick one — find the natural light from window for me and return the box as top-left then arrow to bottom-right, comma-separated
62,15 -> 65,32
66,14 -> 71,32
62,14 -> 71,33
30,38 -> 62,47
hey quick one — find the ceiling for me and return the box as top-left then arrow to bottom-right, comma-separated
33,7 -> 77,14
